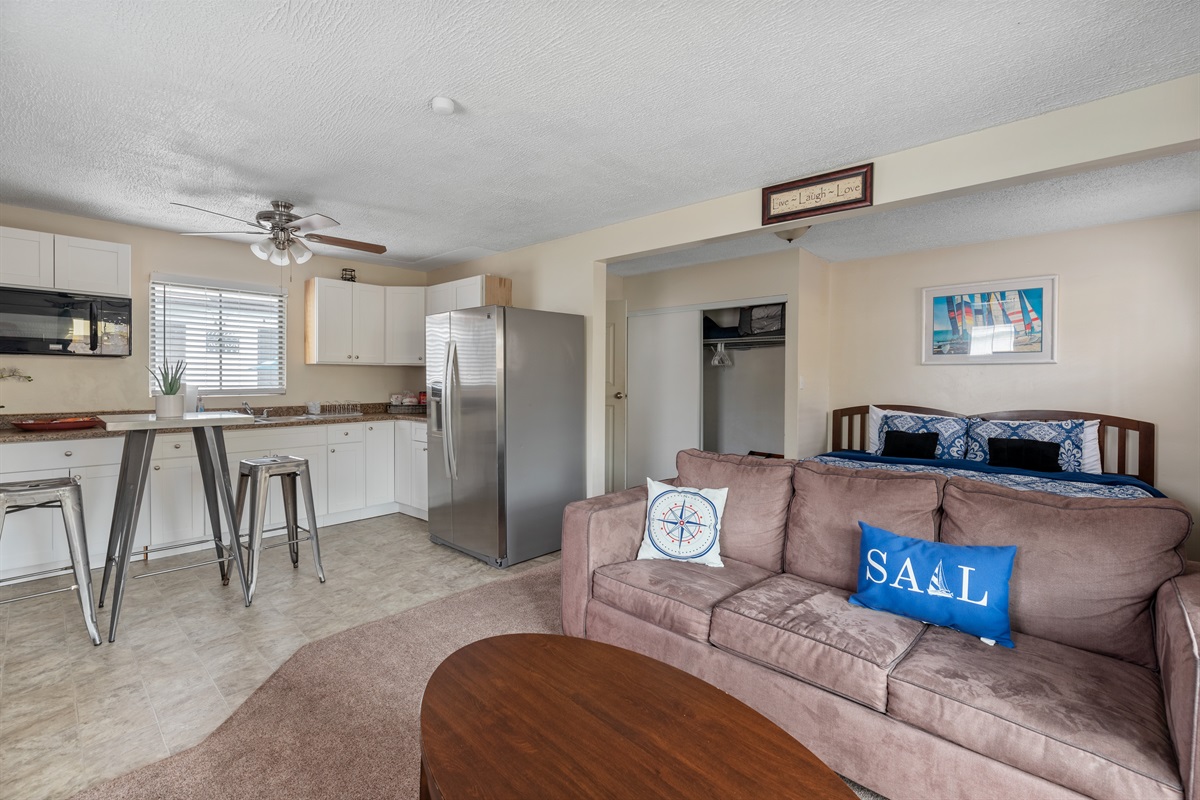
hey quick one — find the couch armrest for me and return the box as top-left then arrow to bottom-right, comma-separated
1156,561 -> 1200,800
561,484 -> 650,638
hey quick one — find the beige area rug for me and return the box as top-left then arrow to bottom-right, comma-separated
73,560 -> 883,799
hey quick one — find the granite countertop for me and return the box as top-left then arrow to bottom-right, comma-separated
0,403 -> 427,444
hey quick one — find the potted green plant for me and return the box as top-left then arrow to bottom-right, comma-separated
149,359 -> 187,417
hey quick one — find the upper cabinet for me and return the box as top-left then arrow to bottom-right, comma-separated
425,274 -> 512,316
0,227 -> 131,296
305,278 -> 387,364
306,278 -> 421,366
385,286 -> 425,365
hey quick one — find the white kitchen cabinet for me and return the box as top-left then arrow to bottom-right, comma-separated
393,420 -> 427,519
149,456 -> 206,547
364,421 -> 395,506
53,235 -> 132,297
385,286 -> 425,365
305,278 -> 387,364
394,421 -> 412,507
0,226 -> 54,289
327,444 -> 365,515
411,422 -> 428,518
352,283 -> 386,364
72,462 -> 148,566
424,274 -> 512,316
0,227 -> 131,296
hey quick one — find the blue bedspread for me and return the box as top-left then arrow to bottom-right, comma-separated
809,451 -> 1162,500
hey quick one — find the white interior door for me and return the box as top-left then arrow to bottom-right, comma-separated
626,309 -> 701,487
604,300 -> 628,493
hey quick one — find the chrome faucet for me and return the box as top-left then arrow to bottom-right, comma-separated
242,402 -> 258,418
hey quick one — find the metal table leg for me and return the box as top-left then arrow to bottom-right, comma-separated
106,429 -> 156,642
200,427 -> 250,606
98,435 -> 136,608
193,427 -> 230,586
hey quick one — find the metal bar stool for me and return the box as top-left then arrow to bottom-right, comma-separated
232,456 -> 325,605
0,477 -> 102,645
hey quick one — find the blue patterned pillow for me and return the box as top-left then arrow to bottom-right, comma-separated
965,418 -> 1087,472
874,413 -> 968,460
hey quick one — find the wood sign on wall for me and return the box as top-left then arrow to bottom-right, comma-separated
761,163 -> 873,225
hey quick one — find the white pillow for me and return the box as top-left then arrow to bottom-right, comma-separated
638,478 -> 726,567
1081,419 -> 1101,474
868,405 -> 886,452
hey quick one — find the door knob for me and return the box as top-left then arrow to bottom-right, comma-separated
613,392 -> 626,400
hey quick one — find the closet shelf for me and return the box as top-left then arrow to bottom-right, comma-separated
703,335 -> 785,350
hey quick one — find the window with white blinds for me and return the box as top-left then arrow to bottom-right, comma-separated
149,277 -> 286,396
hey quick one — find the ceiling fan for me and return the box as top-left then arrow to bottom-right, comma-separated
173,199 -> 387,266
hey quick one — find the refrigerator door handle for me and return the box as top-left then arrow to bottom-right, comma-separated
445,339 -> 458,480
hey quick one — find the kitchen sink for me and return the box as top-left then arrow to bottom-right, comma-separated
251,415 -> 314,424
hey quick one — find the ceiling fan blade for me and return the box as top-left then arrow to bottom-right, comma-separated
180,231 -> 265,236
304,233 -> 387,255
288,213 -> 339,234
171,201 -> 265,229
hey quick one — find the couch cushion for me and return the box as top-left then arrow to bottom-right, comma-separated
592,557 -> 773,643
710,573 -> 926,712
889,626 -> 1182,800
941,477 -> 1192,669
675,449 -> 796,573
785,461 -> 946,592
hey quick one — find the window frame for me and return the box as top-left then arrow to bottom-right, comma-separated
148,273 -> 287,397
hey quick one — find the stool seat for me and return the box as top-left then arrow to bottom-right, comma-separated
233,455 -> 325,604
0,477 -> 102,645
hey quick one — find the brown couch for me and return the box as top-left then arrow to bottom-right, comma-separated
561,449 -> 1199,800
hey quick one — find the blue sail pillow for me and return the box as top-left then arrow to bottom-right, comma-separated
875,412 -> 968,460
849,522 -> 1017,647
964,418 -> 1087,471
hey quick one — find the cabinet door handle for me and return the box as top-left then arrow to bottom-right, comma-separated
368,426 -> 373,431
73,474 -> 82,483
154,465 -> 161,471
64,450 -> 73,457
347,355 -> 352,360
355,355 -> 360,360
174,443 -> 182,449
330,448 -> 336,453
423,447 -> 428,452
343,431 -> 349,436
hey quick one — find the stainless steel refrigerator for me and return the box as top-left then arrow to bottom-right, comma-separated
426,306 -> 585,567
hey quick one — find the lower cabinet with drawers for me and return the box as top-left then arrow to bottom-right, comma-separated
0,418 -> 428,581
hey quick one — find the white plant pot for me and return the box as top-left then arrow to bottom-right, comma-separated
155,393 -> 185,418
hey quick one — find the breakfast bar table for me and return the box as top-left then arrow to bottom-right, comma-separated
96,411 -> 253,642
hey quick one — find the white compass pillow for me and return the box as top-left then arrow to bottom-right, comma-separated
638,478 -> 727,568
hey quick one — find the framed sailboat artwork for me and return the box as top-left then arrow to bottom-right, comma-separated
922,276 -> 1057,365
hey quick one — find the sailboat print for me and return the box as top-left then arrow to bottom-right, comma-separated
926,560 -> 954,597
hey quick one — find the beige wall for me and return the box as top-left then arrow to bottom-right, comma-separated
619,248 -> 831,458
0,204 -> 428,415
829,212 -> 1200,552
430,77 -> 1198,496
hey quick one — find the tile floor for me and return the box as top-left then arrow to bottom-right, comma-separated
0,513 -> 558,800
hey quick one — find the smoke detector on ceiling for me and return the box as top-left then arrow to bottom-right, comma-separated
431,96 -> 457,115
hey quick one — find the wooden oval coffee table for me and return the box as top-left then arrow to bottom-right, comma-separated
419,633 -> 858,799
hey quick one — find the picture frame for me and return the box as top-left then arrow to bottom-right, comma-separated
922,275 -> 1057,365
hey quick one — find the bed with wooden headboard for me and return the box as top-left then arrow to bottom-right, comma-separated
828,404 -> 1157,489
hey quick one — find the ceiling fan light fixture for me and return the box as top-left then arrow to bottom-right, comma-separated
250,237 -> 274,260
289,239 -> 312,264
268,245 -> 290,267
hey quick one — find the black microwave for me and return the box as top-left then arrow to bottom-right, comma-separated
0,286 -> 132,357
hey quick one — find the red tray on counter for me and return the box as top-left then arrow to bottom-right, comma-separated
9,417 -> 102,432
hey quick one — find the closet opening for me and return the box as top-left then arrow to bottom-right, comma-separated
702,303 -> 785,458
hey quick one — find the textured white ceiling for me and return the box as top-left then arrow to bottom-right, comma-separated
1,1 -> 1197,271
612,151 -> 1200,275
